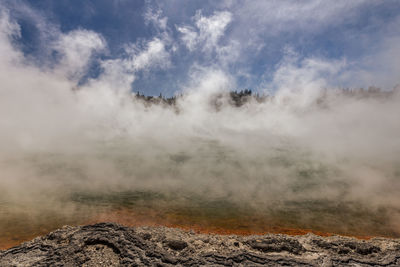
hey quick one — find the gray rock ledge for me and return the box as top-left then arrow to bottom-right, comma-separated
1,222 -> 400,266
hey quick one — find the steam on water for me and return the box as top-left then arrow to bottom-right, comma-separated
1,11 -> 400,247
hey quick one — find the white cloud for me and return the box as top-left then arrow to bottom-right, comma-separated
0,10 -> 20,37
0,10 -> 22,62
194,10 -> 232,51
83,37 -> 171,96
176,25 -> 198,51
178,10 -> 232,53
233,0 -> 367,35
131,38 -> 171,71
54,29 -> 106,80
144,7 -> 168,31
215,39 -> 241,66
338,36 -> 400,89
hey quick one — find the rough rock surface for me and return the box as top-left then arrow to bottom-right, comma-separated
1,222 -> 400,266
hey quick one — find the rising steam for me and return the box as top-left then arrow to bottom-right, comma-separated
1,9 -> 400,238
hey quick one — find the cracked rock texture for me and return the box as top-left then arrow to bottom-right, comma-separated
1,222 -> 400,266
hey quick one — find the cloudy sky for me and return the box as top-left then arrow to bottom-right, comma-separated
1,0 -> 400,96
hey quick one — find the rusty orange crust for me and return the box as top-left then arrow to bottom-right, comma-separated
0,208 -> 378,250
0,232 -> 47,250
85,208 -> 375,240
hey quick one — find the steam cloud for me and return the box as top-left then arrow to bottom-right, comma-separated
0,7 -> 400,237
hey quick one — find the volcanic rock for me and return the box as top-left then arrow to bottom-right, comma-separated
1,222 -> 400,266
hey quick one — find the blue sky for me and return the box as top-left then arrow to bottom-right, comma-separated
2,0 -> 400,96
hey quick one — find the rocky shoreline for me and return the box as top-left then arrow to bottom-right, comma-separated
1,222 -> 400,266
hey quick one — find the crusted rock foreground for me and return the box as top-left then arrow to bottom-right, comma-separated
1,223 -> 400,266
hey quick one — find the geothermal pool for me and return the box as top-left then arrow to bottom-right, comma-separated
2,190 -> 400,250
1,143 -> 400,249
1,86 -> 400,250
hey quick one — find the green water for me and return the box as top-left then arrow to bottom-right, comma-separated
1,188 -> 400,250
1,143 -> 400,249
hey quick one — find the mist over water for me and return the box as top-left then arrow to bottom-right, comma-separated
1,8 -> 400,248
